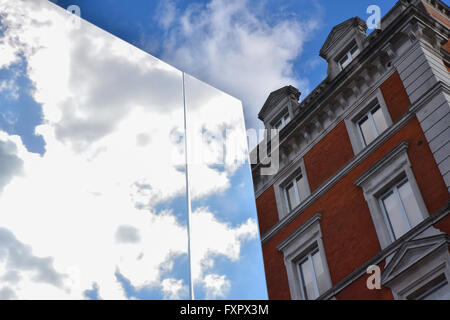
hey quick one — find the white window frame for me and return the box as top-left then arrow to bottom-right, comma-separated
277,213 -> 332,300
354,142 -> 429,249
338,42 -> 360,70
273,159 -> 311,219
383,239 -> 450,300
272,109 -> 291,131
345,89 -> 393,155
297,247 -> 322,300
378,177 -> 420,242
284,172 -> 306,212
356,104 -> 388,147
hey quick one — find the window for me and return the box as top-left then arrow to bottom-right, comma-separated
338,43 -> 360,70
284,172 -> 309,212
355,142 -> 429,249
345,90 -> 393,155
379,178 -> 424,241
297,248 -> 327,300
277,213 -> 333,300
274,159 -> 311,219
357,104 -> 389,146
273,110 -> 290,130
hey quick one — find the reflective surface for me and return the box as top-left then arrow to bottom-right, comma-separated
184,74 -> 266,299
0,0 -> 266,299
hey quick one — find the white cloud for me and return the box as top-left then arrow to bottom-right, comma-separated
191,207 -> 258,297
0,133 -> 23,193
161,278 -> 188,300
184,74 -> 249,199
0,0 -> 260,300
156,1 -> 176,30
0,286 -> 16,300
0,227 -> 66,288
202,274 -> 231,299
156,0 -> 320,130
0,79 -> 19,100
1,111 -> 18,127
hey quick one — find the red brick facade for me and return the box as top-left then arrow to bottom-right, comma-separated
253,1 -> 450,300
255,71 -> 450,300
256,186 -> 280,235
304,122 -> 354,192
380,72 -> 411,123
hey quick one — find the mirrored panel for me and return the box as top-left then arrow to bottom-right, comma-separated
0,0 -> 267,300
0,0 -> 189,299
184,74 -> 267,299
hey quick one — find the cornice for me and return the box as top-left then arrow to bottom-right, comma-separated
252,4 -> 449,182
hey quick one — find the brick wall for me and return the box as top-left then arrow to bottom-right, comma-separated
380,71 -> 411,123
336,261 -> 393,300
255,186 -> 279,236
262,117 -> 449,299
435,213 -> 450,235
423,2 -> 450,28
256,65 -> 449,299
303,122 -> 354,192
443,40 -> 450,72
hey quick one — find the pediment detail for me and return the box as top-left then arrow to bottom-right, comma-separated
320,17 -> 367,59
258,86 -> 300,121
382,234 -> 448,285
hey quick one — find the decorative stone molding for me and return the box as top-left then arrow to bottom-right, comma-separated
401,19 -> 426,43
252,2 -> 449,198
381,232 -> 450,299
354,141 -> 430,249
277,213 -> 333,300
381,42 -> 397,60
318,203 -> 449,300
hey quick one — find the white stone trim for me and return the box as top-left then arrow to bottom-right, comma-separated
355,141 -> 429,249
253,69 -> 396,199
319,204 -> 449,300
277,213 -> 333,300
273,158 -> 311,220
261,111 -> 414,244
345,88 -> 393,155
382,235 -> 450,300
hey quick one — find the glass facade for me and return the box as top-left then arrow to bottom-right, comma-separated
0,0 -> 266,299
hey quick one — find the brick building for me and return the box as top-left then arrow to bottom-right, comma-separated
251,0 -> 450,300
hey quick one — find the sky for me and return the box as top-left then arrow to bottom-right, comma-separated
0,0 -> 402,300
49,0 -> 398,132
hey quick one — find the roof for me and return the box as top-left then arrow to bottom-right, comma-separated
319,17 -> 367,59
258,85 -> 300,121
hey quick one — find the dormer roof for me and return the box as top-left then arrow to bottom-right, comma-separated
258,85 -> 300,121
320,17 -> 368,60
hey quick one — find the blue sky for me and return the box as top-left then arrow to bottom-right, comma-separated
0,0 -> 396,153
49,0 -> 398,130
1,0 -> 399,154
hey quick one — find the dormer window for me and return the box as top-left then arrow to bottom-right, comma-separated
320,17 -> 367,79
258,86 -> 300,130
338,42 -> 360,70
273,110 -> 291,130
